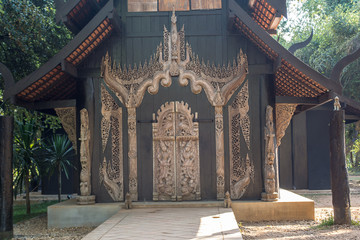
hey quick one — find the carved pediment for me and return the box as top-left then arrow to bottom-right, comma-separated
101,9 -> 248,108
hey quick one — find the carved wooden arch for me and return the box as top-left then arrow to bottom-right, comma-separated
101,10 -> 248,108
101,10 -> 248,200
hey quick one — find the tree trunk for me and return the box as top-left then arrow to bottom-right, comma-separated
0,116 -> 14,240
58,164 -> 61,202
25,172 -> 31,215
330,109 -> 351,224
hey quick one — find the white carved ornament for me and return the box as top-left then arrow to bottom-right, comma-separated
228,81 -> 254,199
152,101 -> 200,201
55,107 -> 77,153
99,85 -> 124,201
101,10 -> 248,108
275,103 -> 297,147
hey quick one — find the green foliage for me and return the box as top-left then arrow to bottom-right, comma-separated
0,0 -> 72,81
13,117 -> 43,196
317,215 -> 334,228
43,134 -> 74,202
13,200 -> 57,224
346,123 -> 360,171
278,0 -> 360,101
44,134 -> 74,180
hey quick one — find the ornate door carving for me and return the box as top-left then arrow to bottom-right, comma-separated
153,101 -> 200,201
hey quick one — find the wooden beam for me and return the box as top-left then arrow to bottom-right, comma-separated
18,99 -> 76,110
248,64 -> 273,75
345,114 -> 360,121
61,60 -> 78,77
297,92 -> 335,113
276,96 -> 318,105
330,109 -> 351,224
108,9 -> 122,35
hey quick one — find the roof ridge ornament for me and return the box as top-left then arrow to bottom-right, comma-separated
101,12 -> 248,108
334,96 -> 341,111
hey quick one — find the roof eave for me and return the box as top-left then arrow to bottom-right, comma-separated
4,0 -> 115,102
229,0 -> 342,95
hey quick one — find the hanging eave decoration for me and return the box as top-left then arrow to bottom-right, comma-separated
101,9 -> 248,108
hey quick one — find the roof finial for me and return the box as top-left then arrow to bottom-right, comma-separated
171,5 -> 177,24
334,96 -> 341,111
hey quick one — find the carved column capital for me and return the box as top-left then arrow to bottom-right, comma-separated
275,103 -> 297,147
55,107 -> 77,154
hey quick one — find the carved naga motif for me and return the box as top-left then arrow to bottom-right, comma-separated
99,85 -> 124,202
100,9 -> 248,108
275,103 -> 297,147
152,101 -> 200,201
262,105 -> 278,202
228,81 -> 254,199
101,10 -> 248,201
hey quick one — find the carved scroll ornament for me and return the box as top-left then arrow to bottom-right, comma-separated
99,85 -> 124,202
229,81 -> 254,199
100,10 -> 248,108
101,10 -> 248,201
55,107 -> 77,153
275,103 -> 297,147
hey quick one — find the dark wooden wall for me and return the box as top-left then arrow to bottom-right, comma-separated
78,0 -> 274,202
279,106 -> 332,190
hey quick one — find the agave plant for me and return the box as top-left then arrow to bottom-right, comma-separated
13,118 -> 42,214
44,134 -> 74,202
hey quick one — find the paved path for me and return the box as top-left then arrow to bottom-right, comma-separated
82,207 -> 242,240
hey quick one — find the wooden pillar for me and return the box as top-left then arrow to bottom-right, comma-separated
330,100 -> 351,224
127,107 -> 138,201
215,106 -> 225,200
0,116 -> 14,239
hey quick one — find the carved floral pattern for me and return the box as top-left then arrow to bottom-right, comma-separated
79,109 -> 91,196
99,85 -> 124,202
55,107 -> 77,153
153,101 -> 200,201
275,103 -> 297,147
101,10 -> 248,201
228,81 -> 254,199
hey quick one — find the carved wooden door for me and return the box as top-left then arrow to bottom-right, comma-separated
152,101 -> 201,201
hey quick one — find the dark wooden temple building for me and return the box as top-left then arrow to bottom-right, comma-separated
4,0 -> 360,203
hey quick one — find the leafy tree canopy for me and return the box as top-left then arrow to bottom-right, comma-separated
278,0 -> 360,101
0,0 -> 72,82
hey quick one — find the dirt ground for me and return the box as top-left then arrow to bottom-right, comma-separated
12,177 -> 360,239
241,177 -> 360,240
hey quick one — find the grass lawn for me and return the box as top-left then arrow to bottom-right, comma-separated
13,200 -> 58,224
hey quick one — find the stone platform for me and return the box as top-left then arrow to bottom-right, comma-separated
47,199 -> 122,228
232,189 -> 315,222
48,189 -> 314,228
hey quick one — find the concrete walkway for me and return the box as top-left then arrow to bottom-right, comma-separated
82,207 -> 242,240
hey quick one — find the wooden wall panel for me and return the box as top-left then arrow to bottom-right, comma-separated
278,125 -> 293,189
81,6 -> 274,200
159,0 -> 189,11
128,0 -> 157,12
307,110 -> 331,190
292,112 -> 308,189
191,0 -> 222,10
